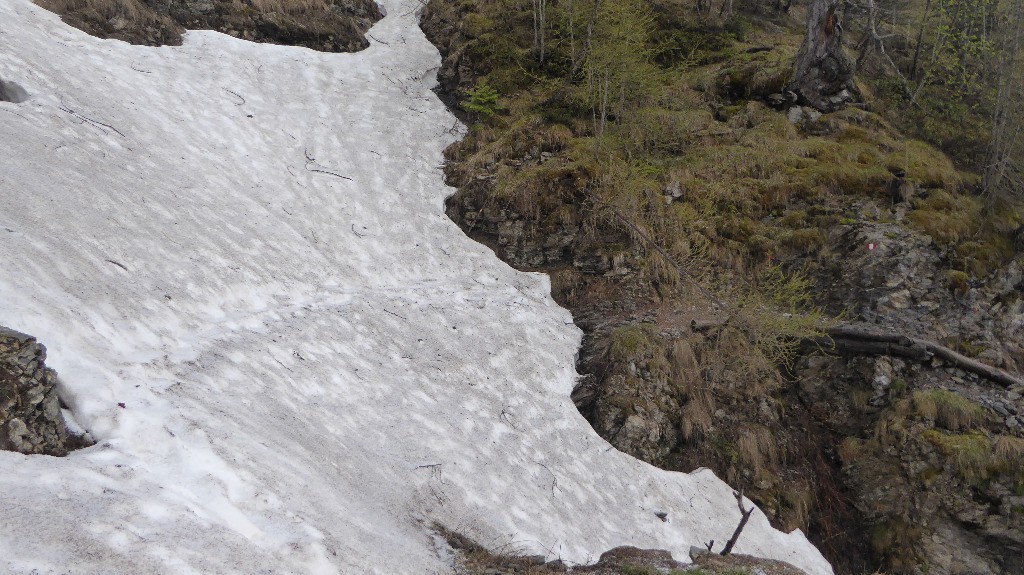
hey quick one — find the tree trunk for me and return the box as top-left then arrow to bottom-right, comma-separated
789,0 -> 856,111
983,0 -> 1024,208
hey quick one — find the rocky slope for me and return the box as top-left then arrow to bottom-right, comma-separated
421,2 -> 1024,574
36,0 -> 381,51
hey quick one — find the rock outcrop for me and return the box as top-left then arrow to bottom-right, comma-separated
0,327 -> 80,456
35,0 -> 382,52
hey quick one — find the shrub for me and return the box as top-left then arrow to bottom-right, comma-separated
463,83 -> 502,118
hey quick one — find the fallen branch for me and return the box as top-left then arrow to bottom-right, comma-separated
59,101 -> 125,138
304,148 -> 352,180
104,259 -> 129,272
694,320 -> 1024,388
720,490 -> 754,556
223,88 -> 245,105
827,325 -> 1023,387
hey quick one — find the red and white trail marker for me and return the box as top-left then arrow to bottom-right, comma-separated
867,242 -> 876,251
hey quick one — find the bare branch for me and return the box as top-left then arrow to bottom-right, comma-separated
720,490 -> 755,556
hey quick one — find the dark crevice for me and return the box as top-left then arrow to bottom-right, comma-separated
0,79 -> 30,104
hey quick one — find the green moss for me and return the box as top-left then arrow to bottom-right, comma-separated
907,191 -> 980,247
952,236 -> 1015,278
947,270 -> 970,296
919,466 -> 942,487
886,140 -> 962,189
609,324 -> 658,363
461,12 -> 494,37
921,429 -> 994,484
779,210 -> 808,228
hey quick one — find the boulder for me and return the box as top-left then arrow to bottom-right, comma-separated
0,327 -> 75,456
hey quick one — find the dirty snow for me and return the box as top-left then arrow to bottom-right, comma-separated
0,1 -> 833,573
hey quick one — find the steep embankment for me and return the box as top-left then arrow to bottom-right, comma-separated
0,0 -> 831,573
420,2 -> 1024,574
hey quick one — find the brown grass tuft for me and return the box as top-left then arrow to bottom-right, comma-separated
736,424 -> 777,473
912,389 -> 987,431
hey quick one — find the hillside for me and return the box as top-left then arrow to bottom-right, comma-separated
0,0 -> 832,573
418,1 -> 1024,574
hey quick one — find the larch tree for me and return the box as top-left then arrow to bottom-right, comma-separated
984,0 -> 1024,210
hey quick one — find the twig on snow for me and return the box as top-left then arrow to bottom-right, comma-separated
0,107 -> 29,121
59,101 -> 125,138
105,259 -> 129,272
304,148 -> 352,180
537,462 -> 559,497
223,88 -> 245,105
401,0 -> 429,17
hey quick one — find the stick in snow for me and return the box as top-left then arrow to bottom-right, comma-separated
720,490 -> 754,556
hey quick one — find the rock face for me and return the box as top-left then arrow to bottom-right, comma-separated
0,327 -> 74,456
791,216 -> 1024,575
35,0 -> 382,52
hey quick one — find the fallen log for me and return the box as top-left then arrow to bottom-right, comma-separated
804,336 -> 932,362
689,319 -> 1024,388
824,325 -> 1023,387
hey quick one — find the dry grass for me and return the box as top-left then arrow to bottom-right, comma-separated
912,389 -> 987,431
780,481 -> 815,533
736,424 -> 777,474
247,0 -> 334,14
680,390 -> 714,440
433,525 -> 555,575
38,0 -> 178,29
37,0 -> 377,50
994,435 -> 1024,475
922,430 -> 993,484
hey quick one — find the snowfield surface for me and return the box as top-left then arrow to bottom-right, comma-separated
0,1 -> 833,573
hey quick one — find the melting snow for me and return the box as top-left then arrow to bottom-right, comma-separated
0,1 -> 833,573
